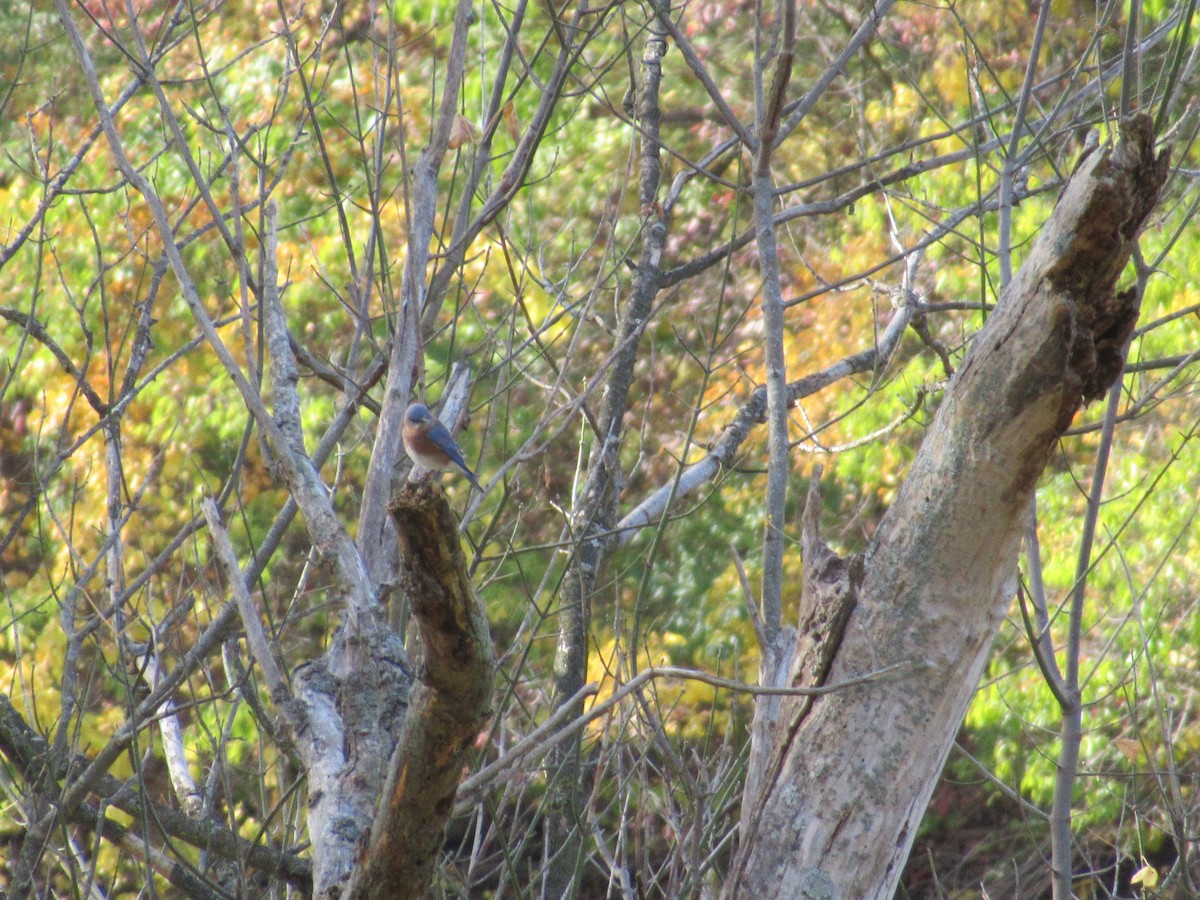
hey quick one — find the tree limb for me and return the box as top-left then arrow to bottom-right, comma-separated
725,112 -> 1170,900
353,483 -> 495,899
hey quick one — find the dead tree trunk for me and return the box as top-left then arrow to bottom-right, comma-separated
727,114 -> 1169,899
350,483 -> 495,899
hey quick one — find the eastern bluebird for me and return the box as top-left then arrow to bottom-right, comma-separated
402,403 -> 483,491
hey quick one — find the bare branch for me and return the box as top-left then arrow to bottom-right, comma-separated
201,498 -> 291,710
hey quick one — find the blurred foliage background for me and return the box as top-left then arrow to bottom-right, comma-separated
2,0 -> 1199,895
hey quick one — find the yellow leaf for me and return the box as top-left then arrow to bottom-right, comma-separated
1113,737 -> 1142,763
502,101 -> 520,142
1130,863 -> 1158,887
448,113 -> 477,149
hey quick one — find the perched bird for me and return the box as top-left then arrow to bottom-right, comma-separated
402,402 -> 482,491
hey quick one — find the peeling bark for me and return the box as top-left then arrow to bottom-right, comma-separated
352,483 -> 495,899
741,467 -> 859,822
726,114 -> 1169,899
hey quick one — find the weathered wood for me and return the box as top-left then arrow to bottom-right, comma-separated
741,467 -> 859,826
790,471 -> 862,730
353,483 -> 494,900
726,114 -> 1170,899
